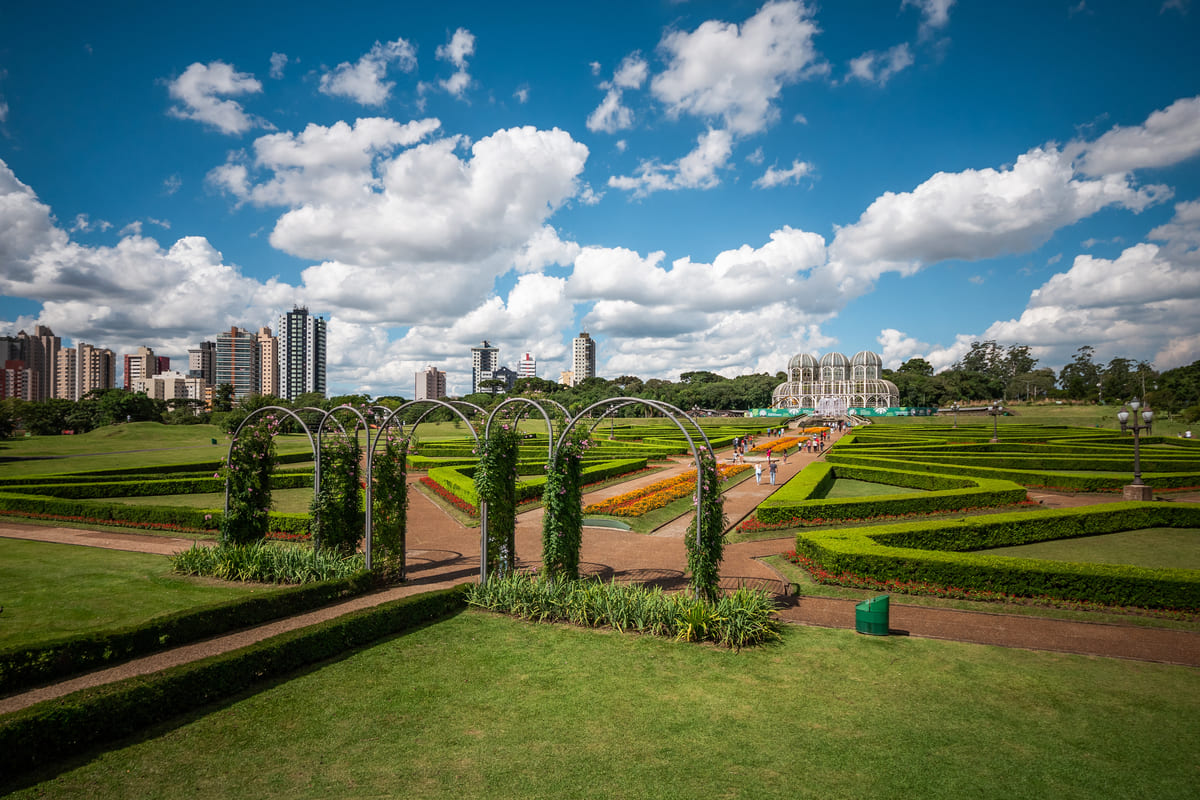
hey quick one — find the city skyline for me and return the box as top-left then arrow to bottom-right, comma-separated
1,1 -> 1199,397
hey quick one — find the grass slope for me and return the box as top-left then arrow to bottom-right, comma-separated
0,538 -> 262,649
985,528 -> 1200,570
7,611 -> 1197,799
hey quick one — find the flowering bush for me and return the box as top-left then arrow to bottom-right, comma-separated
685,449 -> 727,602
310,430 -> 362,556
220,416 -> 279,545
583,463 -> 750,517
541,433 -> 590,580
474,424 -> 521,578
373,433 -> 409,574
748,436 -> 803,453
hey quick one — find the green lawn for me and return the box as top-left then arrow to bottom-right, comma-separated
94,487 -> 316,515
0,538 -> 265,649
867,402 -> 1194,437
0,423 -> 314,478
821,478 -> 924,499
985,528 -> 1200,570
8,610 -> 1197,799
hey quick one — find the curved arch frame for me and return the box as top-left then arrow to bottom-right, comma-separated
222,405 -> 319,520
553,398 -> 714,553
316,404 -> 372,564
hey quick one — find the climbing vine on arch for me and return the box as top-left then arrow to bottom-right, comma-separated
221,415 -> 279,545
541,431 -> 591,580
474,423 -> 521,578
685,447 -> 727,602
311,429 -> 362,556
373,431 -> 409,576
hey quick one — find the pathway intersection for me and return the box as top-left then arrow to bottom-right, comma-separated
2,425 -> 1198,715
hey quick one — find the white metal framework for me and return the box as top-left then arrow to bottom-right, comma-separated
771,350 -> 899,410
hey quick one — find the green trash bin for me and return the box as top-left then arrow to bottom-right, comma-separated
855,594 -> 890,636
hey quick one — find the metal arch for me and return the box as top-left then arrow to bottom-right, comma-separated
292,406 -> 337,498
586,399 -> 640,438
222,405 -> 318,520
555,397 -> 711,550
377,398 -> 483,446
484,397 -> 555,464
319,404 -> 375,569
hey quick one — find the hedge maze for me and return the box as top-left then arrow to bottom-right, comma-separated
752,422 -> 1200,611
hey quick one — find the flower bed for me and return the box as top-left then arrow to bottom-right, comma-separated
747,436 -> 804,453
584,463 -> 750,517
420,476 -> 479,517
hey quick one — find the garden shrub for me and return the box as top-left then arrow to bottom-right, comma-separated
0,586 -> 468,780
170,541 -> 365,584
465,572 -> 778,651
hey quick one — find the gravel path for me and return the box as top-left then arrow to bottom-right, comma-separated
2,427 -> 1197,716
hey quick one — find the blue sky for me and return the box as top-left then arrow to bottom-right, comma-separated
1,0 -> 1199,396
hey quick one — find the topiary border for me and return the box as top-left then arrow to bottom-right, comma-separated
793,502 -> 1200,609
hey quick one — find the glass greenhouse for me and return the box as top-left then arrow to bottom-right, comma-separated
771,350 -> 899,412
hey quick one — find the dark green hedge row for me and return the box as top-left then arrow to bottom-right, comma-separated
0,586 -> 468,781
0,570 -> 383,696
755,463 -> 1026,524
795,502 -> 1200,609
5,472 -> 312,500
830,452 -> 1200,473
0,451 -> 314,486
825,452 -> 1200,491
0,491 -> 311,535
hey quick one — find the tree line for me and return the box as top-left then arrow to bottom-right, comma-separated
3,344 -> 1199,439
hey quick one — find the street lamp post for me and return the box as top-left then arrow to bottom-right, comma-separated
988,401 -> 1003,443
1117,398 -> 1154,501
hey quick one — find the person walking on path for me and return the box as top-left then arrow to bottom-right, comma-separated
754,462 -> 763,484
769,460 -> 778,485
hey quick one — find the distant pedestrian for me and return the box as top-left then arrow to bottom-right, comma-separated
783,449 -> 789,464
754,462 -> 763,484
769,461 -> 778,485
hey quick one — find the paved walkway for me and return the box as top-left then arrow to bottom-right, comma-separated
2,424 -> 1198,716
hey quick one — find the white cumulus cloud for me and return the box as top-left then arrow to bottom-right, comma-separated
167,61 -> 268,135
319,38 -> 417,106
753,158 -> 813,188
1076,95 -> 1200,176
436,28 -> 475,98
846,43 -> 913,86
609,128 -> 733,196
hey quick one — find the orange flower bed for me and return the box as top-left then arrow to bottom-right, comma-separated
802,426 -> 830,434
584,463 -> 751,517
748,436 -> 804,453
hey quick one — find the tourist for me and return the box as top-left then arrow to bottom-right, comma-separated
769,461 -> 778,485
754,462 -> 762,484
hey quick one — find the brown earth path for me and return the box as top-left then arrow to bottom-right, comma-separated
2,426 -> 1199,716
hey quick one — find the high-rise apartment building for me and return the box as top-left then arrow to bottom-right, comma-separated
123,346 -> 158,390
188,341 -> 216,384
57,342 -> 115,400
572,332 -> 596,383
559,370 -> 575,387
1,360 -> 33,401
518,353 -> 536,379
415,365 -> 447,400
471,340 -> 499,394
215,326 -> 261,400
257,327 -> 280,397
133,370 -> 207,402
155,356 -> 171,374
277,307 -> 326,400
17,325 -> 61,401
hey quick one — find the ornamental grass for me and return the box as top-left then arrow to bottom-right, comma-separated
170,541 -> 366,584
465,572 -> 780,650
583,463 -> 750,517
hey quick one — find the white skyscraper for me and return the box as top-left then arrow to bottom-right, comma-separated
277,306 -> 327,400
471,340 -> 499,394
518,352 -> 536,379
572,332 -> 595,382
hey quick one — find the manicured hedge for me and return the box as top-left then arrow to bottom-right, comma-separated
825,452 -> 1200,492
427,457 -> 649,509
0,570 -> 382,695
0,492 -> 311,536
755,463 -> 1027,524
3,472 -> 312,500
794,502 -> 1200,609
0,585 -> 468,780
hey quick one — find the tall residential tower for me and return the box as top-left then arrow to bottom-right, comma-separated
277,307 -> 327,400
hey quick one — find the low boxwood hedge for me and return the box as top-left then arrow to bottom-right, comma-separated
794,502 -> 1200,609
0,570 -> 383,696
0,492 -> 311,536
755,463 -> 1027,524
3,472 -> 312,500
0,585 -> 468,781
426,457 -> 649,509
